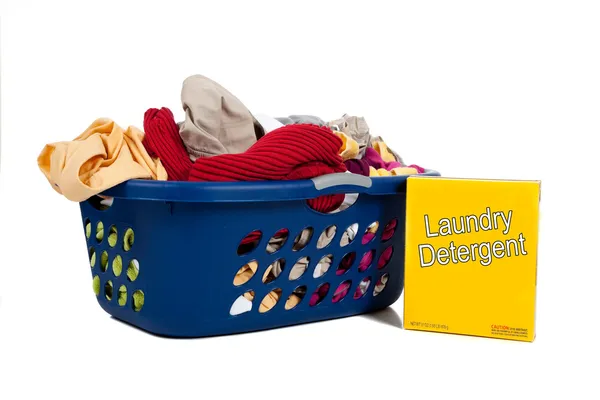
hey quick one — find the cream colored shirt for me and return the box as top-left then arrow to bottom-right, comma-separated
38,118 -> 167,202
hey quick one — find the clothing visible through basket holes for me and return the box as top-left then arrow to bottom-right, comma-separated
382,219 -> 397,242
230,290 -> 255,315
288,257 -> 310,280
340,223 -> 359,246
239,229 -> 289,255
231,287 -> 303,315
313,255 -> 333,278
354,278 -> 371,299
234,261 -> 258,285
378,247 -> 394,269
295,226 -> 347,250
332,280 -> 352,303
310,283 -> 330,306
317,225 -> 337,249
266,229 -> 289,254
358,249 -> 375,272
362,222 -> 379,244
285,286 -> 306,310
263,259 -> 285,283
259,289 -> 282,313
373,274 -> 389,296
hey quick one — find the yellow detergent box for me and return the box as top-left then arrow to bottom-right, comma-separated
403,176 -> 540,342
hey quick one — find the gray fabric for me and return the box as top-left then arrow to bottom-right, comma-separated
179,74 -> 263,161
289,256 -> 310,280
276,115 -> 326,126
327,114 -> 405,163
316,225 -> 337,249
327,114 -> 372,158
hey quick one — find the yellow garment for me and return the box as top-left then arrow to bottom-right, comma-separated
234,261 -> 258,286
369,166 -> 419,177
334,131 -> 359,160
372,141 -> 397,163
38,118 -> 167,202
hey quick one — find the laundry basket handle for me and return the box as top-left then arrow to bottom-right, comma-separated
311,173 -> 372,191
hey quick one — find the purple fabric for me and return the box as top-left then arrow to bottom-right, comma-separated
346,147 -> 426,176
344,159 -> 370,176
364,148 -> 402,170
337,252 -> 356,275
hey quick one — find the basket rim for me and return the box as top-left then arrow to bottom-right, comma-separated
97,170 -> 441,203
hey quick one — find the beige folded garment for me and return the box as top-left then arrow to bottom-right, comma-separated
179,74 -> 264,161
38,118 -> 167,202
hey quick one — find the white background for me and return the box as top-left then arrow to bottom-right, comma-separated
1,1 -> 599,398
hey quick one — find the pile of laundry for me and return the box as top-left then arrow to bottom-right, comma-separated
37,74 -> 425,212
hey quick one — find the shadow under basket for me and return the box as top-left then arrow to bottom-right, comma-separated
80,171 -> 440,338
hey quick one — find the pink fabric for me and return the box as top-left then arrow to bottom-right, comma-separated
361,232 -> 375,245
354,278 -> 371,299
378,246 -> 394,269
364,148 -> 402,170
360,148 -> 426,173
332,281 -> 352,303
382,219 -> 398,241
358,250 -> 375,272
309,283 -> 330,306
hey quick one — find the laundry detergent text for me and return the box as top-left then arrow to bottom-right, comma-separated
418,207 -> 528,267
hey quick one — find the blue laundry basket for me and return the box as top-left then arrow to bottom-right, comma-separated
80,171 -> 440,337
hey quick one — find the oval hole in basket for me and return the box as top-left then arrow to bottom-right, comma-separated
84,218 -> 91,240
96,221 -> 104,243
316,225 -> 337,249
237,230 -> 262,256
259,288 -> 283,313
381,218 -> 398,242
127,259 -> 140,282
332,280 -> 352,303
92,275 -> 100,296
230,290 -> 255,316
100,251 -> 109,273
373,273 -> 389,297
123,228 -> 135,252
313,255 -> 333,278
358,249 -> 375,272
288,256 -> 310,281
285,286 -> 307,310
118,285 -> 127,306
309,283 -> 330,306
262,259 -> 285,284
233,261 -> 258,286
112,255 -> 123,276
361,221 -> 379,245
266,228 -> 289,254
132,290 -> 145,312
89,247 -> 96,268
108,225 -> 118,248
336,252 -> 356,276
87,195 -> 114,211
354,277 -> 371,300
104,280 -> 113,301
340,223 -> 359,247
292,227 -> 313,251
377,246 -> 394,270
